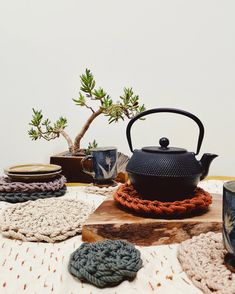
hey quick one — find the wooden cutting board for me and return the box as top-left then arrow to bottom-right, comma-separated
82,194 -> 222,246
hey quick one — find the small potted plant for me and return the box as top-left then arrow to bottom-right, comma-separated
28,69 -> 145,182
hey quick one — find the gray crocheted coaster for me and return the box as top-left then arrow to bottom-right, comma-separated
177,232 -> 235,294
0,186 -> 67,203
68,239 -> 143,288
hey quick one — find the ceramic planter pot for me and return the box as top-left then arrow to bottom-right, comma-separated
50,151 -> 93,183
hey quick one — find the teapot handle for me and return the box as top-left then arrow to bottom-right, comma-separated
126,108 -> 204,155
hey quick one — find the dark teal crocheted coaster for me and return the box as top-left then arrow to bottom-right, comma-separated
68,239 -> 142,288
0,186 -> 67,203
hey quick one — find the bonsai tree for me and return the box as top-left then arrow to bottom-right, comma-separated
28,69 -> 145,155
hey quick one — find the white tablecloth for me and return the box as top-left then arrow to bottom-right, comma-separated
0,180 -> 224,294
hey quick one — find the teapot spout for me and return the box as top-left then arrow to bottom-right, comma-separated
200,153 -> 218,180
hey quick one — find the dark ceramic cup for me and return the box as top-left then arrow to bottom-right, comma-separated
81,147 -> 117,184
223,181 -> 235,271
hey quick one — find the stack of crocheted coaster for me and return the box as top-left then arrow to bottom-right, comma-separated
177,232 -> 235,294
68,239 -> 142,288
114,183 -> 212,218
0,176 -> 67,203
0,198 -> 93,242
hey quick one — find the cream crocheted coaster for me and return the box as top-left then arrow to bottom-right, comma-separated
177,232 -> 234,294
85,184 -> 119,197
0,198 -> 94,242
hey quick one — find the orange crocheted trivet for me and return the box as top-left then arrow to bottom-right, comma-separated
114,184 -> 212,218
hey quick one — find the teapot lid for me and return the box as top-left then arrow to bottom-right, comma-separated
142,137 -> 187,154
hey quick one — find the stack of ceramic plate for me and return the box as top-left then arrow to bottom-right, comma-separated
1,164 -> 66,203
4,164 -> 62,182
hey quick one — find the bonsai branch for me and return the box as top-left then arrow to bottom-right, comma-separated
34,125 -> 59,141
84,103 -> 95,113
60,130 -> 74,153
73,108 -> 102,154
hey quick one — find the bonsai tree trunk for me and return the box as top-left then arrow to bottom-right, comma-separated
73,109 -> 102,154
60,130 -> 75,154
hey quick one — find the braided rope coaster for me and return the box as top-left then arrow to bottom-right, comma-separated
177,232 -> 235,294
0,175 -> 66,193
68,240 -> 142,288
0,186 -> 67,203
0,198 -> 94,242
114,184 -> 212,218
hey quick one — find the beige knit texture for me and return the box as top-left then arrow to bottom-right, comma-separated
85,184 -> 120,197
177,232 -> 235,294
0,198 -> 94,242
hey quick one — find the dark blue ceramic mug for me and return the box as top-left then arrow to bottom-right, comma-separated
223,181 -> 235,271
81,147 -> 118,184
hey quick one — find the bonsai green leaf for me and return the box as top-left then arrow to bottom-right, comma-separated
85,139 -> 98,155
73,93 -> 86,107
80,69 -> 96,95
119,87 -> 145,118
42,119 -> 53,132
90,139 -> 98,149
101,95 -> 113,110
130,95 -> 139,106
92,88 -> 106,100
53,117 -> 68,132
108,117 -> 117,124
138,104 -> 146,113
42,118 -> 51,126
28,128 -> 40,140
29,109 -> 43,127
103,87 -> 145,124
120,87 -> 134,103
106,104 -> 125,123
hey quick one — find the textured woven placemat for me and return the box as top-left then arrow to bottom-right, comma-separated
0,175 -> 66,193
177,232 -> 235,294
0,198 -> 94,242
84,184 -> 120,197
0,186 -> 67,203
68,239 -> 142,288
114,184 -> 212,218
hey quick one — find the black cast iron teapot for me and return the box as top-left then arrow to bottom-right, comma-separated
126,108 -> 218,201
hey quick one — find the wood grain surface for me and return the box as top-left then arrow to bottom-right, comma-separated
82,194 -> 222,246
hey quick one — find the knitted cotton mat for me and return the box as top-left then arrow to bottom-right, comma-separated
68,239 -> 143,288
0,186 -> 67,203
0,198 -> 94,242
114,183 -> 212,218
177,232 -> 235,294
85,184 -> 120,197
0,175 -> 66,193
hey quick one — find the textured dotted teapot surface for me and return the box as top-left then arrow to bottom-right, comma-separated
126,150 -> 201,177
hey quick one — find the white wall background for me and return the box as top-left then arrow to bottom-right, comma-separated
0,0 -> 234,176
